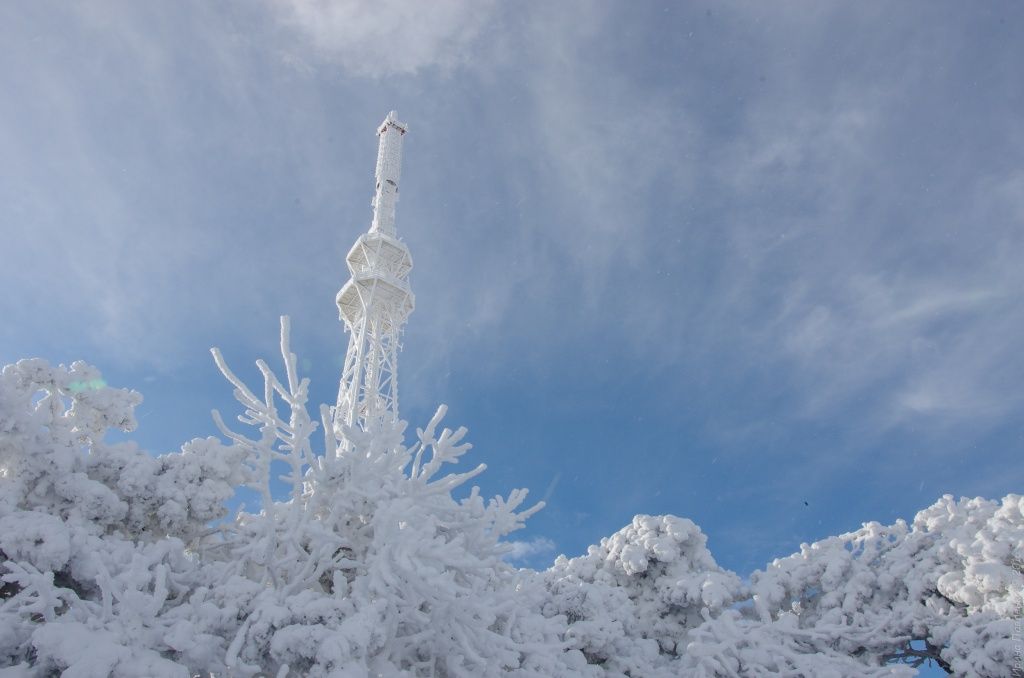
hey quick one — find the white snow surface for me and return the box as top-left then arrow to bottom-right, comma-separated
1,321 -> 1021,677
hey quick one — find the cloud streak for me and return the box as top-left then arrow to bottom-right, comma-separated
458,2 -> 1024,440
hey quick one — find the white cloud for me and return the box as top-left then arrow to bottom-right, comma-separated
274,0 -> 499,77
0,2 -> 369,368
503,537 -> 555,564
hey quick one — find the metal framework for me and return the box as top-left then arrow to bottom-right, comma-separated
334,112 -> 414,437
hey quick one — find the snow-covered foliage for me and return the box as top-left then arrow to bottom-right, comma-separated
542,515 -> 742,677
727,494 -> 1024,677
0,358 -> 231,677
1,319 -> 1021,677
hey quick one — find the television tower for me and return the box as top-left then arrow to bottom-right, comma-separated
334,111 -> 414,437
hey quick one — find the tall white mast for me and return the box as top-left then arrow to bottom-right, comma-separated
334,112 -> 414,440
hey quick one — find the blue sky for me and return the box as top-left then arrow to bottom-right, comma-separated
2,1 -> 1023,577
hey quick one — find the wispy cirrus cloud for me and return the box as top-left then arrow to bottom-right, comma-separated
469,2 -> 1024,442
0,1 -> 368,367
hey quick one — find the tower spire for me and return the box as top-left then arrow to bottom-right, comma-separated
334,112 -> 414,440
370,110 -> 406,237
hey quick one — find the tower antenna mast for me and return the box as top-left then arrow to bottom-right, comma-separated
334,111 -> 414,440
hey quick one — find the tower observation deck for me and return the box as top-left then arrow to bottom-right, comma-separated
334,111 -> 414,436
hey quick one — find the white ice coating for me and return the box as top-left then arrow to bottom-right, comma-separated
370,110 -> 407,237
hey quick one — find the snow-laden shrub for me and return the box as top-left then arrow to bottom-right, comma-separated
0,358 -> 210,677
686,493 -> 1024,677
195,318 -> 585,677
542,514 -> 743,677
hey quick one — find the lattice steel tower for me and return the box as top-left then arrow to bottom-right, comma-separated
334,111 -> 414,434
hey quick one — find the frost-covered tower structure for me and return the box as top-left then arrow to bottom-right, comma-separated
334,112 -> 413,435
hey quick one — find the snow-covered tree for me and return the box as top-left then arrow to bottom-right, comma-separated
0,358 -> 233,676
541,514 -> 743,677
197,318 -> 579,677
2,318 -> 1021,677
732,493 -> 1024,676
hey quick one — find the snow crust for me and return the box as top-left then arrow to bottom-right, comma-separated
1,325 -> 1021,677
